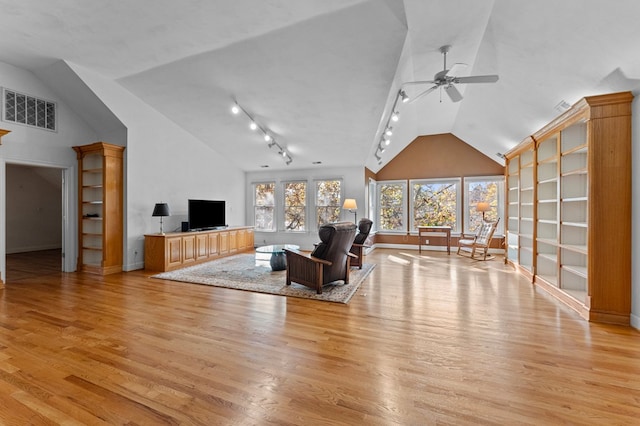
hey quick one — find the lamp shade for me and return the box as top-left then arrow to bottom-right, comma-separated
476,202 -> 490,213
342,199 -> 357,210
152,203 -> 170,217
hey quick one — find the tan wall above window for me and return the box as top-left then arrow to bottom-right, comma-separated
376,133 -> 504,181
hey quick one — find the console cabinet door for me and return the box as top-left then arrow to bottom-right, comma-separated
182,235 -> 196,264
219,232 -> 229,255
208,233 -> 219,257
195,233 -> 208,261
167,237 -> 183,269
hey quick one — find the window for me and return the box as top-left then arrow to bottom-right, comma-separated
3,88 -> 56,131
464,176 -> 504,233
378,181 -> 406,232
284,181 -> 306,231
316,179 -> 341,227
410,178 -> 461,233
254,182 -> 275,231
368,178 -> 377,233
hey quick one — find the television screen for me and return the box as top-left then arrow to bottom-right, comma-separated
188,199 -> 226,231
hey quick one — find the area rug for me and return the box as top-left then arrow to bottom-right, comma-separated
151,253 -> 375,304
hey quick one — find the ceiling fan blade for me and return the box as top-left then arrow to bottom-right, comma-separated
408,85 -> 438,104
455,75 -> 499,84
444,84 -> 463,102
445,62 -> 467,77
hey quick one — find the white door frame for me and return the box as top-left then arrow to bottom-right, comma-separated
0,158 -> 77,282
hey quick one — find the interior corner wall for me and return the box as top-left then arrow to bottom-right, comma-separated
69,63 -> 246,271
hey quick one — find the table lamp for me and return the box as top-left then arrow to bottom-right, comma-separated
152,203 -> 170,234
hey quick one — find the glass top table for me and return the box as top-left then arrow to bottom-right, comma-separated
255,244 -> 300,271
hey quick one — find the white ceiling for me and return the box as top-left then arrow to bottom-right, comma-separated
1,0 -> 640,172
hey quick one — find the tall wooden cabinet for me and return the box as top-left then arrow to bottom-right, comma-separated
504,92 -> 632,325
73,142 -> 125,275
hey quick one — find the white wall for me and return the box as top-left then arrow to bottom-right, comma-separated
246,166 -> 365,250
69,62 -> 246,270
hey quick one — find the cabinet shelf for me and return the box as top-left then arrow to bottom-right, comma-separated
74,142 -> 125,275
559,243 -> 587,254
561,168 -> 587,177
561,264 -> 587,278
83,168 -> 103,174
561,221 -> 587,228
504,91 -> 632,325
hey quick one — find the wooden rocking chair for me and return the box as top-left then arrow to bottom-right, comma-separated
457,218 -> 500,260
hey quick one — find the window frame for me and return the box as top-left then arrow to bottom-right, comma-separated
463,175 -> 505,234
314,178 -> 343,229
409,177 -> 462,234
283,180 -> 307,232
252,181 -> 276,232
376,179 -> 407,234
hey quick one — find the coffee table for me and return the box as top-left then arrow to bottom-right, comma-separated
255,244 -> 300,271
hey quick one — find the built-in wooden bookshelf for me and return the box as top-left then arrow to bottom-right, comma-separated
73,142 -> 125,275
504,91 -> 632,325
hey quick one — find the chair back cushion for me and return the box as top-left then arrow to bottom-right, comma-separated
475,220 -> 499,246
353,218 -> 373,245
310,221 -> 357,283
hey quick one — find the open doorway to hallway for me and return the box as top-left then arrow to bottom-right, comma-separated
5,164 -> 64,282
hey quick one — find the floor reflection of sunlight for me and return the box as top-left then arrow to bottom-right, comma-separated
387,255 -> 411,265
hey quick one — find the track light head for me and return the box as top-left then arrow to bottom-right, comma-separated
264,134 -> 272,142
400,90 -> 409,103
385,127 -> 393,136
231,104 -> 240,114
391,112 -> 399,122
268,141 -> 276,148
249,122 -> 258,130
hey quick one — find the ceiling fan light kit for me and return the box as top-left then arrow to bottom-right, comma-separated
374,45 -> 499,164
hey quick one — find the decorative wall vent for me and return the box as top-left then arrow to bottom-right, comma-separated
3,88 -> 56,131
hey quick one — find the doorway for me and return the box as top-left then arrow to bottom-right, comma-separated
3,163 -> 72,283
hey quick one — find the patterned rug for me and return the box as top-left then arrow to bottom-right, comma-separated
151,252 -> 375,303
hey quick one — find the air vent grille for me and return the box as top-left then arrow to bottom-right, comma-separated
3,88 -> 56,131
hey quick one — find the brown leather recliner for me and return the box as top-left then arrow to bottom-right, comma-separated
349,218 -> 373,269
284,222 -> 357,294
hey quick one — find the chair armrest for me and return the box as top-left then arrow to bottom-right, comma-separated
459,233 -> 477,240
284,248 -> 332,266
347,252 -> 357,259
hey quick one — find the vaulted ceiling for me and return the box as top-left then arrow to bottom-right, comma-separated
1,0 -> 639,172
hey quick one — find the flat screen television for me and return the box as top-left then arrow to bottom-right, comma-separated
188,199 -> 226,231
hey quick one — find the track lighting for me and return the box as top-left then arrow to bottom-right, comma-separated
391,112 -> 399,122
400,90 -> 409,103
385,127 -> 393,136
231,101 -> 293,165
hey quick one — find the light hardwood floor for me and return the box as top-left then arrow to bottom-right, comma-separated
1,248 -> 639,425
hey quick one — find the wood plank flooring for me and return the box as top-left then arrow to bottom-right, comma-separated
0,248 -> 638,425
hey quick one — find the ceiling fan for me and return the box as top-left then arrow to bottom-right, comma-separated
405,45 -> 499,103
